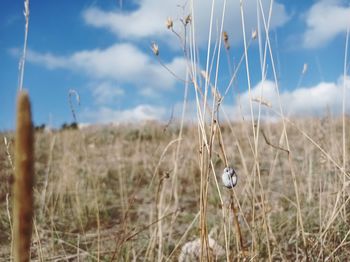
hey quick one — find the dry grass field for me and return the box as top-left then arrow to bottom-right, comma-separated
1,1 -> 350,261
1,116 -> 350,260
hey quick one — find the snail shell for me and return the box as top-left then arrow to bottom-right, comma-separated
221,167 -> 237,189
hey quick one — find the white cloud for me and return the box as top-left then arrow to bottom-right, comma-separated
26,43 -> 186,91
83,4 -> 168,38
303,0 -> 350,48
21,49 -> 68,69
235,77 -> 350,119
138,87 -> 161,98
83,0 -> 289,47
82,104 -> 167,123
81,76 -> 350,124
171,77 -> 350,122
190,0 -> 289,47
92,82 -> 124,105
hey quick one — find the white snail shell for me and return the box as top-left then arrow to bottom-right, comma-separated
221,167 -> 237,188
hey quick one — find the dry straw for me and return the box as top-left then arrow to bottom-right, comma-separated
18,0 -> 30,91
13,90 -> 34,262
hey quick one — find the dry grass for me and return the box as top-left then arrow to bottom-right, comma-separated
0,117 -> 349,260
2,0 -> 349,261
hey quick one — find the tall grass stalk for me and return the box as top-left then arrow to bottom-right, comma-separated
258,0 -> 307,254
187,2 -> 210,259
241,1 -> 273,259
342,27 -> 349,218
18,0 -> 30,91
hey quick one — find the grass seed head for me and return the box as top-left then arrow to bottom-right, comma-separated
13,90 -> 34,262
151,42 -> 159,56
166,17 -> 173,29
223,31 -> 230,50
252,29 -> 257,40
185,14 -> 191,25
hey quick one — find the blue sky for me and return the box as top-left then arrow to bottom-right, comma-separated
1,0 -> 350,130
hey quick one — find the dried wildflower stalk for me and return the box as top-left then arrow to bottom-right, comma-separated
13,90 -> 34,262
230,195 -> 244,253
4,137 -> 14,170
68,89 -> 80,123
18,0 -> 30,91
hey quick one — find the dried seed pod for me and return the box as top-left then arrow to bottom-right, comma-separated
166,17 -> 173,29
13,90 -> 34,262
221,167 -> 237,188
151,42 -> 159,56
223,31 -> 230,50
185,14 -> 191,25
252,29 -> 258,40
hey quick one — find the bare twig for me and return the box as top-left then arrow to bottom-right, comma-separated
68,89 -> 80,123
